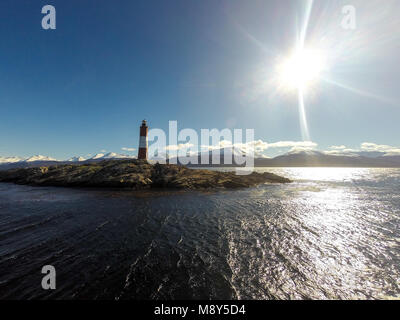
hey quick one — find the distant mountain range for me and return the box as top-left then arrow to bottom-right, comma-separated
0,155 -> 57,164
1,150 -> 400,170
179,149 -> 400,168
250,150 -> 400,167
0,152 -> 136,170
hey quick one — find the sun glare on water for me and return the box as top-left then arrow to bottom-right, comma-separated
278,48 -> 327,91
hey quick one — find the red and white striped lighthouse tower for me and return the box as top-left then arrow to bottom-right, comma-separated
138,120 -> 148,160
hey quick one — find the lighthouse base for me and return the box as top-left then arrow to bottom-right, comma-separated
138,148 -> 147,160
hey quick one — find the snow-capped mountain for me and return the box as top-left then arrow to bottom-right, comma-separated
255,150 -> 400,167
68,153 -> 138,162
89,152 -> 136,160
0,152 -> 137,166
24,155 -> 58,162
170,146 -> 270,164
0,156 -> 24,164
286,150 -> 325,156
0,155 -> 59,170
67,156 -> 86,162
1,149 -> 399,169
90,153 -> 107,160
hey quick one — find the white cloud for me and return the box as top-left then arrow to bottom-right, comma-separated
201,140 -> 234,151
360,142 -> 400,154
329,145 -> 347,150
201,140 -> 317,152
159,140 -> 400,158
325,145 -> 359,155
166,143 -> 194,151
324,142 -> 400,156
289,146 -> 317,153
267,141 -> 317,149
122,147 -> 136,152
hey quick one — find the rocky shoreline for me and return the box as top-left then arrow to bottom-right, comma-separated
0,159 -> 291,190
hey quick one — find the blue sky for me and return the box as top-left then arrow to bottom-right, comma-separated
1,0 -> 399,159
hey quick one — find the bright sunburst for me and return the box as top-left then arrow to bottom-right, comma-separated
278,48 -> 326,91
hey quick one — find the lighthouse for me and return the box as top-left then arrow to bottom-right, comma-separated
138,120 -> 148,160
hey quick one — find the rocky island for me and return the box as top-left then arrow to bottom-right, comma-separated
0,159 -> 291,190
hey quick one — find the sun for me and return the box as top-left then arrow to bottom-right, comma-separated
277,48 -> 326,91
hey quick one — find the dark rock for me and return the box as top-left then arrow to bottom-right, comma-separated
0,159 -> 291,190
